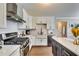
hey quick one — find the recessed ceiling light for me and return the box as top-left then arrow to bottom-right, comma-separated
40,3 -> 50,5
38,3 -> 50,8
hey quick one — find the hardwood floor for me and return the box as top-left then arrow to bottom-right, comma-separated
28,46 -> 53,56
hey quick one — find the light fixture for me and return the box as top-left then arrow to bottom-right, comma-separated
40,3 -> 50,6
38,3 -> 50,8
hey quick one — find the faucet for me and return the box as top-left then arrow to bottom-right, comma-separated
0,40 -> 3,49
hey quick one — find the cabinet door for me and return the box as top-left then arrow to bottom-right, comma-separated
50,17 -> 55,30
42,39 -> 47,45
35,39 -> 42,45
17,4 -> 23,18
32,17 -> 36,29
32,38 -> 36,46
47,17 -> 55,30
48,35 -> 52,46
0,3 -> 6,28
56,43 -> 62,56
52,39 -> 62,56
28,16 -> 32,29
36,17 -> 47,24
47,17 -> 51,29
41,17 -> 47,23
18,9 -> 27,29
36,17 -> 42,23
34,39 -> 47,46
52,40 -> 57,56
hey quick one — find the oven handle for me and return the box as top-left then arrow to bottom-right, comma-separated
22,39 -> 29,46
21,43 -> 29,50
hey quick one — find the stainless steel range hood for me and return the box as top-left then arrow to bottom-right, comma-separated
7,15 -> 26,23
7,15 -> 26,22
7,3 -> 26,23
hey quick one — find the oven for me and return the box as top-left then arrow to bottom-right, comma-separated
2,32 -> 30,56
21,44 -> 29,56
20,38 -> 29,56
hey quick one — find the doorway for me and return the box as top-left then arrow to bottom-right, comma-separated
57,21 -> 67,37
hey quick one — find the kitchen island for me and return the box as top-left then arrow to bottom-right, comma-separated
0,45 -> 20,56
49,36 -> 79,56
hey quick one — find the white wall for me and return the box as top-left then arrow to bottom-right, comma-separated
0,20 -> 26,34
0,4 -> 31,34
0,20 -> 18,34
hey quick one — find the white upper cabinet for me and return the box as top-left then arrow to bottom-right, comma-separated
41,17 -> 47,23
36,17 -> 47,24
18,8 -> 33,29
17,4 -> 23,18
28,16 -> 32,29
22,8 -> 32,29
47,17 -> 55,30
32,17 -> 36,29
18,8 -> 27,29
36,17 -> 42,23
0,3 -> 6,28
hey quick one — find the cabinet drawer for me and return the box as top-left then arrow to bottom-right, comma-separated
61,46 -> 77,56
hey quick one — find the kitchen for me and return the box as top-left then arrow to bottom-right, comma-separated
0,3 -> 79,56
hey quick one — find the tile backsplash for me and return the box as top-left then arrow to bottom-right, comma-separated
0,20 -> 24,34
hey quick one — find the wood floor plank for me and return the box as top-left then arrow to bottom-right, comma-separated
28,46 -> 53,56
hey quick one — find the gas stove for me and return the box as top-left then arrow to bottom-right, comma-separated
2,32 -> 30,56
1,32 -> 28,45
4,37 -> 29,45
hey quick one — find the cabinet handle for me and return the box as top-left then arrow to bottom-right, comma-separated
41,39 -> 42,42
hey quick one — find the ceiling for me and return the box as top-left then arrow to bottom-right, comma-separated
19,3 -> 79,17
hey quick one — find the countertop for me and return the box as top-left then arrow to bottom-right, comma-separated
19,35 -> 35,39
0,45 -> 20,56
52,36 -> 79,56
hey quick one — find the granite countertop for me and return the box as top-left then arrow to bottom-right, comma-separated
52,36 -> 79,56
0,45 -> 20,56
19,35 -> 35,39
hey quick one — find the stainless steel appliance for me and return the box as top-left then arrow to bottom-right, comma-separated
1,32 -> 29,56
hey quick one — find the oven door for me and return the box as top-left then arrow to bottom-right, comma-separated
22,44 -> 29,56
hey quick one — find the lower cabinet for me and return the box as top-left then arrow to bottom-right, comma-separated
35,39 -> 47,46
61,46 -> 77,56
56,43 -> 62,56
51,38 -> 77,56
47,35 -> 53,46
52,39 -> 62,56
61,49 -> 71,56
31,39 -> 47,46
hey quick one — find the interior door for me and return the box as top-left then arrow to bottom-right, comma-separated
57,21 -> 67,37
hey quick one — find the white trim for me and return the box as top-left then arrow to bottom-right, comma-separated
56,17 -> 79,20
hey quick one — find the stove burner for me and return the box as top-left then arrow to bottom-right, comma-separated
4,37 -> 29,45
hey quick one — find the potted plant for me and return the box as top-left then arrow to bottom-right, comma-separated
71,24 -> 79,45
